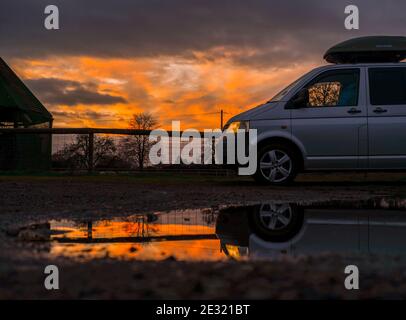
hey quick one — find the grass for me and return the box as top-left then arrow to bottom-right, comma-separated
0,170 -> 247,185
2,170 -> 406,186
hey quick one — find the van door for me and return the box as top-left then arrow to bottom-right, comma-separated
290,68 -> 368,169
291,209 -> 361,255
367,67 -> 406,169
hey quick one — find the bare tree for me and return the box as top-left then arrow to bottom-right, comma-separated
119,112 -> 158,170
53,134 -> 117,170
309,82 -> 341,107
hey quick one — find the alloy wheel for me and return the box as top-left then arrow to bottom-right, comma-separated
259,149 -> 293,183
258,203 -> 293,231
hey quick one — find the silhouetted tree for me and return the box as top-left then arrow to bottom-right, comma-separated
309,82 -> 341,106
53,134 -> 117,170
119,112 -> 158,170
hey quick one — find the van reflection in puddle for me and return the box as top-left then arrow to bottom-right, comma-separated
217,200 -> 406,260
46,198 -> 406,261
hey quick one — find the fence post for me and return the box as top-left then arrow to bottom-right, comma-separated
88,132 -> 94,173
87,221 -> 93,239
212,137 -> 216,164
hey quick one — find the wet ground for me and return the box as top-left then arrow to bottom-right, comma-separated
2,173 -> 406,299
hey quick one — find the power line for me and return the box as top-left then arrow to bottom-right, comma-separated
170,111 -> 231,118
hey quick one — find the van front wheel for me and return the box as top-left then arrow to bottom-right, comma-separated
253,143 -> 298,185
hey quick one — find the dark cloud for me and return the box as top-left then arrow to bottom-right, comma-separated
25,78 -> 127,106
50,110 -> 129,127
163,99 -> 176,104
1,0 -> 406,67
52,110 -> 124,121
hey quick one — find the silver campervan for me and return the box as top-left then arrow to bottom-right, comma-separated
224,36 -> 406,185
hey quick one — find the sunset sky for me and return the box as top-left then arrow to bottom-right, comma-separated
1,0 -> 405,129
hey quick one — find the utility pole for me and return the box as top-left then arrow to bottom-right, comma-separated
220,109 -> 224,130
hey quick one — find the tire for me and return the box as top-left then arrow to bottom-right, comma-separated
248,203 -> 304,242
253,143 -> 299,185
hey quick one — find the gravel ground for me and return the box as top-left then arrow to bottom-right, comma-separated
1,172 -> 406,299
0,172 -> 402,219
2,254 -> 406,300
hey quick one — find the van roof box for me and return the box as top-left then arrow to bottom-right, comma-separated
324,36 -> 406,64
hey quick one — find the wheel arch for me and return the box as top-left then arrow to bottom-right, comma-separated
257,136 -> 305,172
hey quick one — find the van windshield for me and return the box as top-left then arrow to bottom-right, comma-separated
267,74 -> 307,102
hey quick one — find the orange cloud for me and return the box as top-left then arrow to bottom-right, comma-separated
11,54 -> 317,130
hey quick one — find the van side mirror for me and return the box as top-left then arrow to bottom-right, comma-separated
286,88 -> 309,109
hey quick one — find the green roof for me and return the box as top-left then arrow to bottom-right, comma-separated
0,57 -> 52,126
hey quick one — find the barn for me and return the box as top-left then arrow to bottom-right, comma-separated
0,57 -> 53,171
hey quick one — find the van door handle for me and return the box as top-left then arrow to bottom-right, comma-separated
373,107 -> 387,114
347,108 -> 362,114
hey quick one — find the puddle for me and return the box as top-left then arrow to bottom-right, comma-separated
14,197 -> 406,262
49,209 -> 224,261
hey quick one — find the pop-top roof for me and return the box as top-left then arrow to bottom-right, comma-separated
324,36 -> 406,64
0,57 -> 52,126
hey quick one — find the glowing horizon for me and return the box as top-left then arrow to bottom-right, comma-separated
12,56 -> 317,130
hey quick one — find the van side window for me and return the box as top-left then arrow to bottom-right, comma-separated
287,69 -> 360,109
305,69 -> 360,107
369,68 -> 406,105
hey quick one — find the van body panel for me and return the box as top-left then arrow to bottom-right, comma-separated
290,67 -> 367,169
366,66 -> 406,169
225,62 -> 406,172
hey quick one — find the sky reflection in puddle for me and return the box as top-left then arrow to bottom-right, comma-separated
46,198 -> 406,262
50,209 -> 229,261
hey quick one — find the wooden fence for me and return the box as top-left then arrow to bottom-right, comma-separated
0,128 -> 227,174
